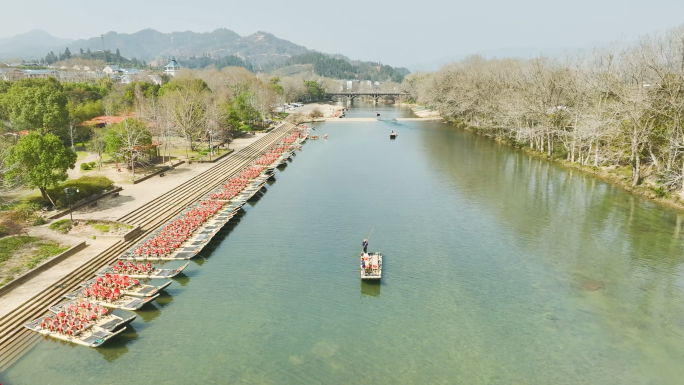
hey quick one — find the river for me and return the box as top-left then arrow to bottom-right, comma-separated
2,102 -> 684,384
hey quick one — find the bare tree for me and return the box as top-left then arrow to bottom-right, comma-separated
161,79 -> 208,159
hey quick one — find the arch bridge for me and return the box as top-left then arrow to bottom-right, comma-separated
327,92 -> 408,103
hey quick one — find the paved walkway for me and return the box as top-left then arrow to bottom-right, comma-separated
71,134 -> 267,222
0,133 -> 267,319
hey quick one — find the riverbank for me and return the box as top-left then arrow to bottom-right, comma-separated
289,102 -> 345,118
457,123 -> 684,213
403,104 -> 442,119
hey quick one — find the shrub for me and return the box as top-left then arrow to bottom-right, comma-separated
32,216 -> 46,226
0,225 -> 8,237
49,219 -> 72,234
46,176 -> 115,209
88,161 -> 97,168
654,186 -> 667,198
310,108 -> 324,119
80,163 -> 91,170
14,202 -> 40,220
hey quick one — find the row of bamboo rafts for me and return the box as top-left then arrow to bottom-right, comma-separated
24,129 -> 307,348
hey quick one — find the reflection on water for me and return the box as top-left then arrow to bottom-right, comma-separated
360,280 -> 381,297
171,272 -> 190,287
95,324 -> 138,363
135,301 -> 163,323
4,104 -> 684,384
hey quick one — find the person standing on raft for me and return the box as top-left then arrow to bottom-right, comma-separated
362,239 -> 368,255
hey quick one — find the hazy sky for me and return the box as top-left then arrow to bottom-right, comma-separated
2,0 -> 684,68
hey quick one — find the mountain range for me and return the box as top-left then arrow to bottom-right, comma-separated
0,30 -> 74,61
0,28 -> 312,67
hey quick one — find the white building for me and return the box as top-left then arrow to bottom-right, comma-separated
164,60 -> 181,77
103,65 -> 122,75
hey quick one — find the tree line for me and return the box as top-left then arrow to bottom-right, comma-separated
0,66 -> 338,204
402,25 -> 684,197
42,47 -> 147,68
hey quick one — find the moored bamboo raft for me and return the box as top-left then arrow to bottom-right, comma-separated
79,277 -> 171,297
97,261 -> 190,279
46,303 -> 136,332
24,317 -> 126,348
63,290 -> 158,311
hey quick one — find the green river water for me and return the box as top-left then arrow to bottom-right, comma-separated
2,103 -> 684,384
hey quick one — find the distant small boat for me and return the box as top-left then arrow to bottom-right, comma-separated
390,132 -> 398,139
361,252 -> 382,280
377,112 -> 380,116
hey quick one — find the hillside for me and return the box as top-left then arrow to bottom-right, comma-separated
0,30 -> 73,60
57,29 -> 307,67
267,52 -> 410,82
0,28 -> 409,80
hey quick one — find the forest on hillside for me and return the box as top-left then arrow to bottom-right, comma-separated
267,52 -> 410,82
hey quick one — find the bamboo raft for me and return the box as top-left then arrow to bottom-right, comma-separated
360,252 -> 382,280
96,261 -> 191,279
62,291 -> 159,311
79,278 -> 171,297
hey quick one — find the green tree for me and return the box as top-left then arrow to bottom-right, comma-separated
304,80 -> 326,101
233,92 -> 259,125
1,78 -> 69,137
64,47 -> 72,60
270,77 -> 284,95
4,132 -> 76,204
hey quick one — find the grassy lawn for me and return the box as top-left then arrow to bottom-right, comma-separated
91,223 -> 110,232
76,151 -> 89,161
0,236 -> 69,287
49,219 -> 72,234
0,236 -> 37,264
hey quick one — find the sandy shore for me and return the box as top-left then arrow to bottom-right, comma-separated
288,103 -> 345,118
411,106 -> 442,119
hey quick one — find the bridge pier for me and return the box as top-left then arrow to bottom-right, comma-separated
325,92 -> 408,106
